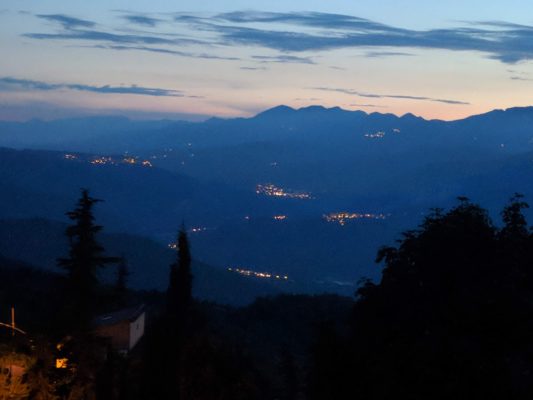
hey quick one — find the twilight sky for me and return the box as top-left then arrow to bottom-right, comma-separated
1,0 -> 533,121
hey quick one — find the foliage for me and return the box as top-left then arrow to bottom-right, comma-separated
7,188 -> 533,399
0,352 -> 34,400
312,196 -> 533,399
167,227 -> 193,318
57,189 -> 119,332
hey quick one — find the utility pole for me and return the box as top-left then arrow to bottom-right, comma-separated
0,307 -> 26,335
11,306 -> 15,337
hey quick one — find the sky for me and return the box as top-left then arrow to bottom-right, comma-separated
1,0 -> 533,121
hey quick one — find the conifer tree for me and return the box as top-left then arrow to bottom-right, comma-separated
58,189 -> 118,332
141,227 -> 193,400
499,193 -> 533,292
500,193 -> 529,239
166,226 -> 193,317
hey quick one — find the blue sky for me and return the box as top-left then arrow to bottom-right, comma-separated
1,0 -> 533,121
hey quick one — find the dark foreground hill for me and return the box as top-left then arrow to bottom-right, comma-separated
0,218 -> 288,306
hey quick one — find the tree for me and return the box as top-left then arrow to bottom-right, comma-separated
58,189 -> 118,333
141,227 -> 193,400
307,322 -> 349,400
166,226 -> 193,318
500,193 -> 529,239
278,347 -> 299,400
312,198 -> 533,399
498,193 -> 533,299
114,257 -> 129,305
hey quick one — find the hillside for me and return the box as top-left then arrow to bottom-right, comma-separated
0,218 -> 285,306
2,106 -> 533,296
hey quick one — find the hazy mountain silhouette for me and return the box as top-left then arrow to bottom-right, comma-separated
2,105 -> 533,295
3,105 -> 533,153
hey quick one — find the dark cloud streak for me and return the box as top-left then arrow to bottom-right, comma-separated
23,29 -> 194,45
510,76 -> 533,81
36,14 -> 95,29
252,55 -> 315,64
25,11 -> 533,65
91,44 -> 240,60
313,87 -> 469,105
240,66 -> 268,70
0,77 -> 186,97
122,14 -> 162,27
364,51 -> 414,58
349,103 -> 387,108
175,11 -> 533,64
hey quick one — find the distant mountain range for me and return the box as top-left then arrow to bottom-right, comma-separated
3,105 -> 533,153
1,105 -> 533,300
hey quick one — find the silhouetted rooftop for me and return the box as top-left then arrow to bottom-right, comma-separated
93,304 -> 145,327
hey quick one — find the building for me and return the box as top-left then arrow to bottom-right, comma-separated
94,304 -> 145,353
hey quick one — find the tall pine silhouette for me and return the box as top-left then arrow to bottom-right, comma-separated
58,189 -> 118,332
141,227 -> 193,400
167,226 -> 193,318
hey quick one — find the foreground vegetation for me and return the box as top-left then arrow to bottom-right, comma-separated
1,191 -> 533,399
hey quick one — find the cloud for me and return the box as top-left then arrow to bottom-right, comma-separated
90,44 -> 240,60
507,69 -> 529,75
240,66 -> 268,70
36,14 -> 95,29
23,29 -> 194,46
313,87 -> 470,105
467,20 -> 533,30
251,55 -> 315,64
27,13 -> 202,46
349,103 -> 387,108
215,11 -> 404,32
0,100 -> 211,122
26,12 -> 237,62
87,44 -> 308,64
171,11 -> 533,64
0,77 -> 186,97
364,51 -> 414,58
510,76 -> 533,81
122,14 -> 162,27
26,10 -> 533,65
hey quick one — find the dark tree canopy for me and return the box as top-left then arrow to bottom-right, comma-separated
314,197 -> 533,400
278,347 -> 300,400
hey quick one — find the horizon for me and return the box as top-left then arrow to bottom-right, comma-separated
2,1 -> 533,121
2,103 -> 533,124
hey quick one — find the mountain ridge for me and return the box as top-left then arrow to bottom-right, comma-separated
4,104 -> 533,126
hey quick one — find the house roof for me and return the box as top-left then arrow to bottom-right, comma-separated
94,304 -> 145,327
